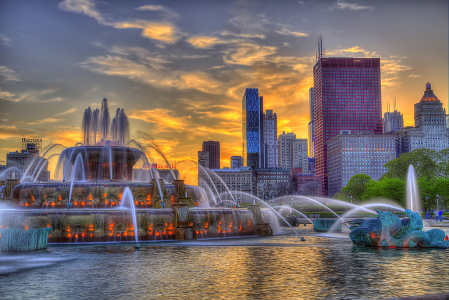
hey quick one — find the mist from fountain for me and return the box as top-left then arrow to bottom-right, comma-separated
30,144 -> 64,182
231,191 -> 303,239
291,196 -> 349,227
34,154 -> 59,182
196,163 -> 222,203
206,170 -> 236,203
274,205 -> 313,224
406,165 -> 421,212
199,178 -> 217,206
119,187 -> 138,243
0,167 -> 20,181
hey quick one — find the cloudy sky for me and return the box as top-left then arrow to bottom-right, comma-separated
0,0 -> 447,181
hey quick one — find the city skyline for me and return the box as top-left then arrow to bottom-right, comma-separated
1,0 -> 447,177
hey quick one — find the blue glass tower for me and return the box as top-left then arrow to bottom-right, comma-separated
242,88 -> 263,168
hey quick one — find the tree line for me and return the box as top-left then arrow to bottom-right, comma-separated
335,148 -> 449,211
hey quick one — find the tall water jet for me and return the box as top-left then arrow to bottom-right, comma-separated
111,108 -> 129,147
92,108 -> 99,145
68,154 -> 85,205
406,165 -> 421,212
100,98 -> 110,144
120,187 -> 138,243
83,107 -> 93,146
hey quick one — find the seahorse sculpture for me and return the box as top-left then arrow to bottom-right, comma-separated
350,209 -> 448,249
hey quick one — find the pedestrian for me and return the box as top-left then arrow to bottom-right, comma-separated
438,210 -> 443,222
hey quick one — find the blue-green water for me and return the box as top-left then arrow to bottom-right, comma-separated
1,226 -> 448,300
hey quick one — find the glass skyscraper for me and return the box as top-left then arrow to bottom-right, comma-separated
242,88 -> 264,168
314,57 -> 382,196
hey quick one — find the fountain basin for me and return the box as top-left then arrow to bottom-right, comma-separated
0,208 -> 272,243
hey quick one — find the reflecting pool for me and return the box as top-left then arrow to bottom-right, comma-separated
1,225 -> 448,300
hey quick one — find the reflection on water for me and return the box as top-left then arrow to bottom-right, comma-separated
1,227 -> 448,299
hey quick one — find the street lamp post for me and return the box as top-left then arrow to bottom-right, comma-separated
436,194 -> 439,212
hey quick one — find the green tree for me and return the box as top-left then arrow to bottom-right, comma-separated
382,148 -> 440,180
364,178 -> 406,206
341,174 -> 373,201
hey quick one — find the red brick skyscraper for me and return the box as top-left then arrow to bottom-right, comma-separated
314,56 -> 382,196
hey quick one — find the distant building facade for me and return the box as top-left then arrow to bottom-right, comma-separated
263,110 -> 278,168
327,133 -> 396,198
314,53 -> 382,196
254,168 -> 291,200
278,132 -> 295,169
242,88 -> 264,168
395,83 -> 449,155
291,139 -> 308,173
5,141 -> 49,182
198,167 -> 253,205
308,87 -> 315,158
198,151 -> 210,169
291,172 -> 321,196
202,141 -> 220,169
383,110 -> 404,133
230,156 -> 243,169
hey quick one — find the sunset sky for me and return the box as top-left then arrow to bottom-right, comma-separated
0,0 -> 447,182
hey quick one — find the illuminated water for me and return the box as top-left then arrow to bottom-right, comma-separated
1,226 -> 448,299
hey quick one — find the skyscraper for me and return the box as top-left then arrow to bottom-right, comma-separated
291,138 -> 308,173
383,111 -> 404,133
263,110 -> 278,168
383,98 -> 404,133
314,38 -> 382,195
278,131 -> 296,169
242,88 -> 264,168
202,141 -> 220,169
396,83 -> 449,155
308,87 -> 315,158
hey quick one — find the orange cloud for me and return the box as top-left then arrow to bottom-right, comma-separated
128,108 -> 190,131
223,43 -> 276,65
114,21 -> 179,44
187,36 -> 228,49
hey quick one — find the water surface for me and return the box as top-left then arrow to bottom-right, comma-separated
1,225 -> 448,300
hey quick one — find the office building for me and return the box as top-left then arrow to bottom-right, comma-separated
254,168 -> 291,200
308,87 -> 315,158
230,156 -> 243,169
242,88 -> 264,168
313,38 -> 382,195
202,141 -> 220,169
263,110 -> 278,168
383,111 -> 404,133
327,133 -> 396,197
278,132 -> 295,169
291,138 -> 308,173
395,83 -> 449,155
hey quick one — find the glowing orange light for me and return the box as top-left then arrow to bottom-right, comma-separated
67,233 -> 72,238
25,203 -> 29,206
105,200 -> 109,204
90,234 -> 93,237
112,202 -> 116,205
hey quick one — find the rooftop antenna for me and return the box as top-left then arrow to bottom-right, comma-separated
387,100 -> 390,112
317,34 -> 323,62
394,97 -> 397,111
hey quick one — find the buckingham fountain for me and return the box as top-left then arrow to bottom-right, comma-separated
0,99 -> 275,250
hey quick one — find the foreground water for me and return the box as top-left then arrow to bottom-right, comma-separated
1,225 -> 448,300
